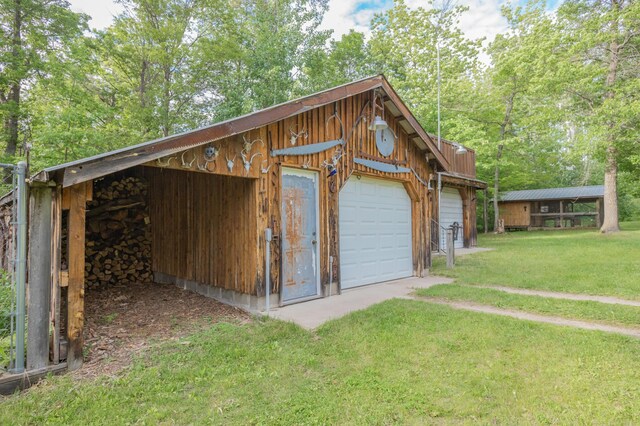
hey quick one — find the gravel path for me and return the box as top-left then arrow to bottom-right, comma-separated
418,297 -> 640,339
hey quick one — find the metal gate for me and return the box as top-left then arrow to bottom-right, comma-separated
1,162 -> 27,373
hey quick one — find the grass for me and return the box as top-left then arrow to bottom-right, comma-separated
2,300 -> 640,424
432,221 -> 640,299
417,284 -> 640,328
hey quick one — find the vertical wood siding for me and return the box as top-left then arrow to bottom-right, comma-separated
144,90 -> 434,296
500,202 -> 531,227
146,168 -> 259,294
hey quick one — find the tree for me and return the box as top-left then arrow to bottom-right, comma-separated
556,0 -> 640,233
368,0 -> 482,130
204,0 -> 330,119
299,30 -> 375,94
0,0 -> 87,162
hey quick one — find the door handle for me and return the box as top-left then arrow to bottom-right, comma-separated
311,239 -> 317,245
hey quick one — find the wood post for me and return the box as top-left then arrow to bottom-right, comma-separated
483,189 -> 488,233
559,201 -> 564,228
446,229 -> 455,268
67,182 -> 87,371
50,186 -> 62,364
27,185 -> 53,370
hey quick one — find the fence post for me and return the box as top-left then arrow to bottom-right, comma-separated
13,161 -> 28,373
446,228 -> 455,268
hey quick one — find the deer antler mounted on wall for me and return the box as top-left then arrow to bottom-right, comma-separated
241,151 -> 262,176
321,146 -> 344,177
289,125 -> 308,146
156,156 -> 177,167
260,159 -> 274,174
180,150 -> 197,168
225,153 -> 237,172
326,102 -> 345,141
241,135 -> 265,155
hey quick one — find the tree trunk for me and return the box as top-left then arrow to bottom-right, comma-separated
493,143 -> 503,231
492,89 -> 515,232
600,145 -> 619,233
600,25 -> 621,233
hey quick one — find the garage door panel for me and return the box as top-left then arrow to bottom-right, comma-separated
339,176 -> 413,289
440,187 -> 464,249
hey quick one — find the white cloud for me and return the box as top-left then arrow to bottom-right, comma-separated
68,0 -> 123,30
69,0 -> 510,53
319,0 -> 376,39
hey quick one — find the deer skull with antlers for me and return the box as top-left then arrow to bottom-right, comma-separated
241,151 -> 262,176
322,147 -> 344,177
241,135 -> 265,155
289,125 -> 308,146
225,153 -> 237,172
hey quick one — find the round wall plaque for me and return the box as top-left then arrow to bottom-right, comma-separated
375,127 -> 395,157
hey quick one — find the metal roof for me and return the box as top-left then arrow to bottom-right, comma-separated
33,74 -> 452,188
501,185 -> 604,202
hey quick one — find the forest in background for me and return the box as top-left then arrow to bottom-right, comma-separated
0,0 -> 638,228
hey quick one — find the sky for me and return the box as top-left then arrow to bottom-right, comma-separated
67,0 -> 561,50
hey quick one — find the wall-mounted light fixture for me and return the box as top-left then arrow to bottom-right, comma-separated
455,144 -> 468,155
368,89 -> 389,131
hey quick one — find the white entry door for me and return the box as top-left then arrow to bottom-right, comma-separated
440,187 -> 464,249
339,176 -> 413,289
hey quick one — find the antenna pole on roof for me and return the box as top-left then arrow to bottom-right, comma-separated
436,40 -> 441,152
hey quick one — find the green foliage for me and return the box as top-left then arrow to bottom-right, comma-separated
0,269 -> 11,338
368,0 -> 482,132
0,0 -> 88,162
0,0 -> 636,203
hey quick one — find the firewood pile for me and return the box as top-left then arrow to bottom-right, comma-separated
85,176 -> 152,286
0,202 -> 13,271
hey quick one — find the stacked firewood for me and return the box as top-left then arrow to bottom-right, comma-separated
85,176 -> 152,286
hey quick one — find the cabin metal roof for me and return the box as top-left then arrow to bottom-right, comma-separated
33,75 -> 452,188
501,185 -> 604,202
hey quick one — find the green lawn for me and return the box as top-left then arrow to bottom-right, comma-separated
418,284 -> 640,328
2,300 -> 640,424
431,221 -> 640,299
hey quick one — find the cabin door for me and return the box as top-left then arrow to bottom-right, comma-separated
281,168 -> 321,304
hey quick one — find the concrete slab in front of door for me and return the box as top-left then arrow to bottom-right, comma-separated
265,276 -> 453,329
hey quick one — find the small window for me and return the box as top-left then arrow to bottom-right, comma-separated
524,206 -> 527,212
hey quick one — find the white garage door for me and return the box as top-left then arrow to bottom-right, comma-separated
440,187 -> 464,249
339,176 -> 413,289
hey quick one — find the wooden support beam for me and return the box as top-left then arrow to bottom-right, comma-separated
0,363 -> 67,395
50,186 -> 62,364
483,189 -> 488,233
67,182 -> 87,371
27,185 -> 53,370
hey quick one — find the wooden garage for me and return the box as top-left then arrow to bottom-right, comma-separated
12,75 -> 487,372
431,139 -> 487,251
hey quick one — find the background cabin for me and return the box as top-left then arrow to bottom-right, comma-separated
499,185 -> 605,230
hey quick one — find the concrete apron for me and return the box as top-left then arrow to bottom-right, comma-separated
265,276 -> 453,329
